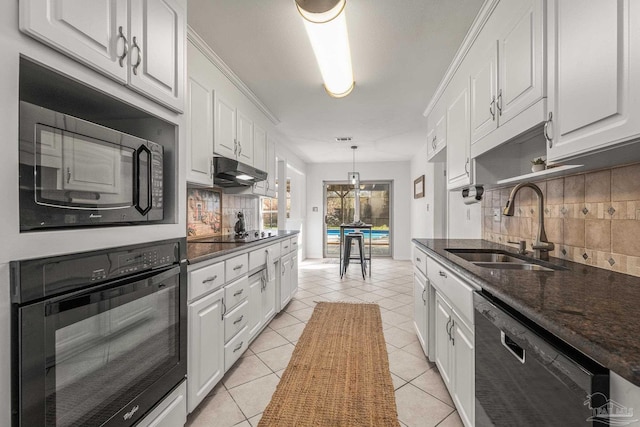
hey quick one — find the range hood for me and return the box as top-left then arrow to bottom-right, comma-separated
213,157 -> 267,187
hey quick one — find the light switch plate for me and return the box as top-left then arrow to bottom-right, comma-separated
493,208 -> 501,222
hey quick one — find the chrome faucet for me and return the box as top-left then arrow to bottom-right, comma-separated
503,182 -> 554,260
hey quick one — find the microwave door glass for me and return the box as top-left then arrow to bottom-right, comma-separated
34,124 -> 135,210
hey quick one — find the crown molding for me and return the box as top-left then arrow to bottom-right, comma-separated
188,27 -> 281,125
423,0 -> 500,117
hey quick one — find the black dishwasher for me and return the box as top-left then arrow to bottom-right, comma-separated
474,291 -> 609,426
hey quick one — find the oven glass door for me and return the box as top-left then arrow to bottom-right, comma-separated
34,266 -> 180,427
34,124 -> 149,211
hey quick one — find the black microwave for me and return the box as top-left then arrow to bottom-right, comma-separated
19,101 -> 164,231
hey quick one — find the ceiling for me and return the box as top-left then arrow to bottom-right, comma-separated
188,0 -> 484,164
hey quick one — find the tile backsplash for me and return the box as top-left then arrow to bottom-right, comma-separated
482,162 -> 640,277
221,193 -> 259,234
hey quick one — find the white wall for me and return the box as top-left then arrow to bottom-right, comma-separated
447,190 -> 482,238
306,161 -> 411,260
410,142 -> 447,239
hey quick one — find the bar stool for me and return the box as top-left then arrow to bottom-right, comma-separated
342,232 -> 367,278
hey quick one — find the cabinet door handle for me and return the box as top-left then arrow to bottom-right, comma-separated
233,289 -> 244,297
233,264 -> 243,271
446,318 -> 451,340
544,112 -> 553,148
439,270 -> 447,278
131,36 -> 142,75
233,315 -> 244,325
489,96 -> 496,120
282,265 -> 286,276
464,158 -> 470,176
422,288 -> 427,303
497,89 -> 503,115
449,319 -> 455,346
203,275 -> 218,284
233,341 -> 244,352
210,157 -> 214,178
238,141 -> 242,157
233,139 -> 238,155
416,257 -> 421,263
66,167 -> 71,184
221,298 -> 226,320
117,26 -> 128,67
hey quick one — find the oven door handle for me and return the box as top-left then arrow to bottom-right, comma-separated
45,265 -> 179,316
134,145 -> 152,215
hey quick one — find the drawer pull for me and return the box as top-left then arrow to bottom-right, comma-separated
233,289 -> 244,297
233,264 -> 244,271
233,342 -> 244,352
283,245 -> 289,249
202,275 -> 218,284
439,271 -> 447,278
233,315 -> 244,325
416,257 -> 421,263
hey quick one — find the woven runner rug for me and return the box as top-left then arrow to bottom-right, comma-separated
259,302 -> 400,426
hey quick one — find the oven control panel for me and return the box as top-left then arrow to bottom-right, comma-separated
11,238 -> 185,304
117,248 -> 173,275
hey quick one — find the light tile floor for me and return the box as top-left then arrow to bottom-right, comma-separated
186,258 -> 463,427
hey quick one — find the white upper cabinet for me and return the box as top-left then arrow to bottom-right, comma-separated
20,0 -> 186,113
546,0 -> 640,161
236,111 -> 254,165
498,0 -> 544,124
446,66 -> 472,190
20,0 -> 128,83
469,0 -> 544,151
265,137 -> 277,197
427,97 -> 447,162
186,44 -> 215,185
469,38 -> 498,144
253,124 -> 267,193
129,0 -> 185,112
214,95 -> 238,159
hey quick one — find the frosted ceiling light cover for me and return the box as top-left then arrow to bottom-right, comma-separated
296,0 -> 355,98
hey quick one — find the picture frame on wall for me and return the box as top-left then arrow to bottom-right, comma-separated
414,175 -> 425,199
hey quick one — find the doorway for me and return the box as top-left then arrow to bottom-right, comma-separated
323,181 -> 392,258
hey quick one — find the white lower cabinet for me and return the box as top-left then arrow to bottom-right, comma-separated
186,235 -> 299,418
434,293 -> 453,389
413,268 -> 428,357
428,253 -> 476,427
187,288 -> 224,413
279,254 -> 292,309
137,381 -> 187,427
451,311 -> 474,427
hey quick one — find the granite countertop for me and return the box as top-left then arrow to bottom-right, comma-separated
411,238 -> 640,387
187,230 -> 299,264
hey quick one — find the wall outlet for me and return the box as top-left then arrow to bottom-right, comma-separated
493,208 -> 501,222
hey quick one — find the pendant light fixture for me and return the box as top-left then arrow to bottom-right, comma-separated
295,0 -> 355,98
348,145 -> 361,223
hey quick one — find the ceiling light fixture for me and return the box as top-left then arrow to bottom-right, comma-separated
295,0 -> 355,98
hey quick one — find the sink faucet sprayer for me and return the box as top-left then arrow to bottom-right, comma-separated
503,182 -> 554,260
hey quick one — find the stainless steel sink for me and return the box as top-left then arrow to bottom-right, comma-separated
470,262 -> 554,271
447,252 -> 525,264
446,249 -> 566,272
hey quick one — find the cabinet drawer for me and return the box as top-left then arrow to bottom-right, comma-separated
249,243 -> 281,271
224,326 -> 249,372
280,240 -> 292,254
189,261 -> 225,302
225,254 -> 248,283
428,261 -> 476,328
290,237 -> 298,252
412,245 -> 427,276
224,299 -> 249,342
224,276 -> 249,310
427,256 -> 445,288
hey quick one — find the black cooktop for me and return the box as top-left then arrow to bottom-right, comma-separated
190,230 -> 278,244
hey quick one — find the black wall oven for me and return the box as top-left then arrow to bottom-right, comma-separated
19,101 -> 164,231
11,239 -> 187,427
